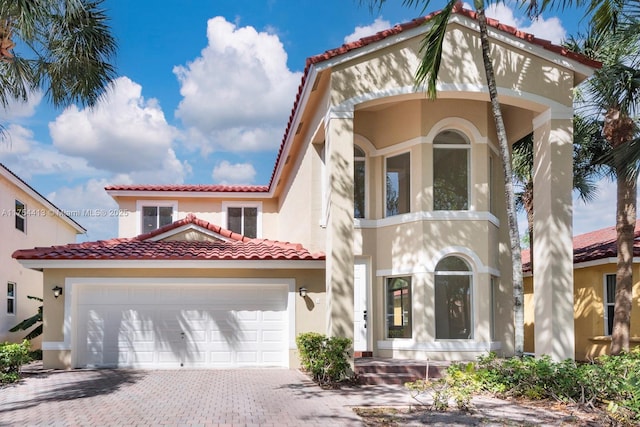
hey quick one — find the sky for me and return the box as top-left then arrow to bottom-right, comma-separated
0,0 -> 613,242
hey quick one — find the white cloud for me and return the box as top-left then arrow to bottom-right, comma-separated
0,124 -> 34,155
344,17 -> 392,44
212,160 -> 256,185
49,76 -> 183,177
47,178 -> 120,241
484,3 -> 566,44
573,178 -> 617,236
173,16 -> 302,154
0,91 -> 43,121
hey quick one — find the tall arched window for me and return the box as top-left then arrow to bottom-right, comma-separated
354,145 -> 366,218
433,130 -> 470,210
435,256 -> 473,339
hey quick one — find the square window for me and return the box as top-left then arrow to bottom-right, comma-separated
227,206 -> 258,238
141,205 -> 174,233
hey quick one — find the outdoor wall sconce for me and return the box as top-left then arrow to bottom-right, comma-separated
298,287 -> 308,298
52,286 -> 63,298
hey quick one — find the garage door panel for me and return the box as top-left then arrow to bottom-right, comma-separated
75,283 -> 289,369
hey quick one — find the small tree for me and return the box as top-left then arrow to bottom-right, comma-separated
9,296 -> 43,340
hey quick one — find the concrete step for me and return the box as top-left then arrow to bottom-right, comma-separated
354,359 -> 449,385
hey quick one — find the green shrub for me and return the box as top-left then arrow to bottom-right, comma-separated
0,340 -> 31,384
296,332 -> 352,386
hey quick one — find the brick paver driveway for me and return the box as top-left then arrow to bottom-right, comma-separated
0,368 -> 377,426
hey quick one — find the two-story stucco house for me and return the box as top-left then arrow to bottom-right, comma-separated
1,163 -> 85,347
14,6 -> 599,369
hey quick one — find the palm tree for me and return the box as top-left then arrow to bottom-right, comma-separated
566,17 -> 640,354
0,0 -> 116,113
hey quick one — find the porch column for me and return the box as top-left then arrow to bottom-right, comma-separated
532,111 -> 575,361
325,110 -> 355,343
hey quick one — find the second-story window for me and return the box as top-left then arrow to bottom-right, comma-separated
223,202 -> 262,238
385,152 -> 411,217
15,200 -> 26,232
434,130 -> 470,211
142,206 -> 174,233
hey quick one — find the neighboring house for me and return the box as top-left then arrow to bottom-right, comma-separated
523,222 -> 640,361
0,163 -> 86,347
14,6 -> 598,369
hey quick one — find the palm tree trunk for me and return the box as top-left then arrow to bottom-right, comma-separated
611,168 -> 636,354
476,7 -> 524,356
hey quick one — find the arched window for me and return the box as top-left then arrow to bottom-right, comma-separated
433,130 -> 470,210
354,145 -> 366,218
435,256 -> 473,339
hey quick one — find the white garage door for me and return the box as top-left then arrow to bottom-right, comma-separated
75,283 -> 289,369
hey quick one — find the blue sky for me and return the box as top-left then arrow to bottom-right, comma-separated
0,0 -> 611,241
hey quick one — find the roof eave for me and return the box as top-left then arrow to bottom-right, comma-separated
16,259 -> 326,270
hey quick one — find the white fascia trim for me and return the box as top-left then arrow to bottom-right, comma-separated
107,190 -> 274,199
356,211 -> 500,229
377,339 -> 502,352
16,259 -> 325,270
1,168 -> 86,234
270,66 -> 319,197
574,257 -> 640,270
148,223 -> 235,242
450,14 -> 596,78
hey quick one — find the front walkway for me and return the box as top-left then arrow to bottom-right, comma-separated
0,365 -> 598,426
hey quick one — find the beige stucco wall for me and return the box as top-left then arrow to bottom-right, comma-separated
114,196 -> 279,240
0,174 -> 81,347
524,265 -> 640,360
41,267 -> 325,369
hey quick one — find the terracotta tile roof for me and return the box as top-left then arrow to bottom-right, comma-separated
12,214 -> 324,262
522,220 -> 640,272
105,184 -> 269,193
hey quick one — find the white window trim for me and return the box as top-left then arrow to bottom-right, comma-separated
221,201 -> 262,238
604,273 -> 616,336
384,151 -> 412,218
135,200 -> 178,235
15,199 -> 26,233
7,282 -> 16,316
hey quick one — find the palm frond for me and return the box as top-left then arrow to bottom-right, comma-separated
415,0 -> 457,98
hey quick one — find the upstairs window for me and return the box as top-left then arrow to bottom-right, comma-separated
434,130 -> 470,210
141,205 -> 174,233
354,145 -> 366,218
15,200 -> 25,232
223,202 -> 261,238
7,282 -> 15,315
385,152 -> 411,217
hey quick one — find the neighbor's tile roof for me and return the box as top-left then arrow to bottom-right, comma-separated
12,214 -> 324,262
107,3 -> 599,196
522,220 -> 640,272
105,184 -> 269,193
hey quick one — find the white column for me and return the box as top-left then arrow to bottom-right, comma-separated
324,111 -> 355,344
532,111 -> 575,361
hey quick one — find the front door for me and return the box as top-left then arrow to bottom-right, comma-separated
354,259 -> 369,352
